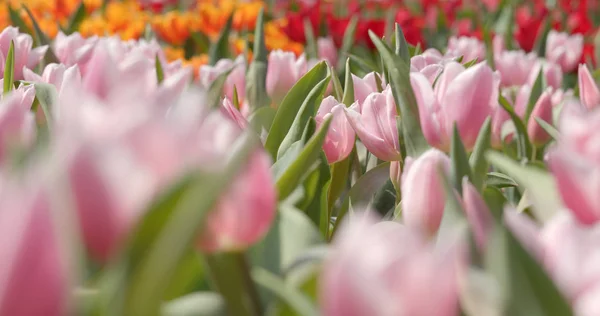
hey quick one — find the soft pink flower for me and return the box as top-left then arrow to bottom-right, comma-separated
344,87 -> 400,161
221,98 -> 248,129
527,88 -> 554,146
527,61 -> 563,90
0,89 -> 36,162
446,36 -> 486,63
410,52 -> 444,84
317,37 -> 337,67
545,31 -> 583,73
401,148 -> 451,235
494,50 -> 539,87
411,62 -> 499,152
316,96 -> 355,164
52,32 -> 98,72
578,64 -> 600,110
352,72 -> 381,105
266,50 -> 307,105
461,178 -> 493,251
199,55 -> 246,102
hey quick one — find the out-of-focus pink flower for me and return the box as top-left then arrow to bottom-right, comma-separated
492,36 -> 504,57
446,36 -> 486,63
0,177 -> 68,316
199,55 -> 246,102
494,50 -> 539,87
411,62 -> 499,152
545,30 -> 584,73
317,37 -> 337,67
410,51 -> 444,84
0,87 -> 36,162
352,72 -> 381,105
547,106 -> 600,226
461,178 -> 493,251
266,50 -> 307,105
344,87 -> 400,161
527,61 -> 563,90
23,63 -> 83,108
390,160 -> 402,192
491,91 -> 511,148
321,213 -> 463,316
527,88 -> 554,146
578,64 -> 600,110
401,149 -> 451,235
221,98 -> 248,129
0,27 -> 48,80
316,96 -> 355,164
52,32 -> 98,72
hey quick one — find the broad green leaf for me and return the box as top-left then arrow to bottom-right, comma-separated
485,225 -> 573,316
341,58 -> 355,106
469,117 -> 492,190
206,67 -> 234,109
277,75 -> 330,159
208,13 -> 234,65
437,165 -> 468,244
21,5 -> 59,64
248,106 -> 276,137
464,58 -> 479,68
3,40 -> 14,95
347,54 -> 379,73
327,155 -> 351,216
330,66 -> 343,101
369,31 -> 429,157
265,62 -> 328,159
66,1 -> 86,34
336,16 -> 359,71
534,117 -> 559,141
450,125 -> 473,194
499,95 -> 531,159
298,153 -> 331,237
303,18 -> 318,60
486,151 -> 562,223
482,186 -> 507,222
7,5 -> 32,35
161,292 -> 226,316
155,55 -> 164,84
246,8 -> 270,111
394,24 -> 410,65
252,268 -> 319,316
275,117 -> 332,200
524,70 -> 544,124
486,172 -> 518,189
533,17 -> 552,57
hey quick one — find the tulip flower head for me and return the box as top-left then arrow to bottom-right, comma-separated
266,50 -> 308,106
316,96 -> 355,164
545,30 -> 584,73
0,27 -> 48,80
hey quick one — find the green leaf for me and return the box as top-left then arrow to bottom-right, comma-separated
336,16 -> 359,71
524,70 -> 544,124
341,58 -> 354,106
494,4 -> 514,51
486,172 -> 518,189
394,24 -> 411,65
330,66 -> 343,101
277,75 -> 330,159
66,1 -> 86,34
450,124 -> 473,194
463,58 -> 479,68
297,153 -> 331,237
347,54 -> 379,73
207,67 -> 234,109
161,292 -> 226,316
499,95 -> 531,159
534,117 -> 559,141
595,31 -> 600,70
486,151 -> 562,223
248,106 -> 276,136
411,42 -> 422,56
482,24 -> 495,68
30,82 -> 57,132
155,55 -> 164,84
533,17 -> 552,57
303,18 -> 318,60
485,225 -> 573,316
369,31 -> 429,157
327,155 -> 351,217
7,5 -> 32,35
246,8 -> 270,111
482,186 -> 507,222
265,62 -> 328,159
275,116 -> 332,200
469,117 -> 492,190
3,40 -> 14,95
208,13 -> 234,65
252,268 -> 319,316
21,5 -> 59,64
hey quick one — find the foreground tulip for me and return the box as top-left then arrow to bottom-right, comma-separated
401,149 -> 451,235
578,64 -> 600,110
0,180 -> 68,316
547,105 -> 600,225
344,87 -> 400,161
446,36 -> 486,63
266,50 -> 307,105
0,27 -> 48,80
545,31 -> 583,73
199,55 -> 246,102
321,213 -> 463,316
352,72 -> 381,105
316,96 -> 355,164
411,62 -> 499,152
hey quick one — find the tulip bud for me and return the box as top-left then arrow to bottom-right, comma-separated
344,87 -> 401,161
266,50 -> 308,105
316,96 -> 355,164
352,72 -> 381,105
461,178 -> 493,251
390,160 -> 402,193
221,98 -> 248,129
401,149 -> 451,235
411,62 -> 499,152
545,31 -> 583,73
317,37 -> 337,67
578,64 -> 600,110
527,88 -> 554,146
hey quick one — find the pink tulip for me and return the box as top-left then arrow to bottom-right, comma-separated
0,179 -> 68,316
578,64 -> 600,110
494,50 -> 538,87
352,72 -> 381,105
491,92 -> 510,149
545,30 -> 583,73
321,212 -> 463,316
390,160 -> 402,192
547,106 -> 600,225
266,50 -> 307,105
0,88 -> 36,162
316,96 -> 355,164
199,55 -> 246,102
410,53 -> 444,84
401,148 -> 451,235
461,178 -> 493,251
0,27 -> 48,80
53,32 -> 98,72
527,88 -> 554,146
344,87 -> 400,161
221,97 -> 248,129
492,35 -> 504,57
446,36 -> 486,63
317,37 -> 338,67
411,61 -> 499,152
527,61 -> 563,90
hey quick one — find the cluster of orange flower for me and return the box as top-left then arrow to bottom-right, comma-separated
0,0 -> 304,74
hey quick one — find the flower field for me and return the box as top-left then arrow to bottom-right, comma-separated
1,0 -> 600,315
